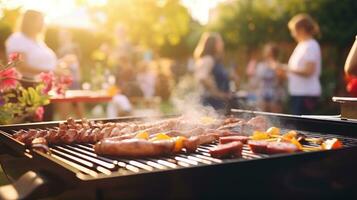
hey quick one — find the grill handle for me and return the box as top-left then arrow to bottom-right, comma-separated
0,171 -> 60,200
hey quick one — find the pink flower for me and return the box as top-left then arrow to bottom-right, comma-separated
55,84 -> 65,95
39,72 -> 54,94
34,106 -> 44,121
0,67 -> 22,91
8,53 -> 21,63
59,75 -> 73,86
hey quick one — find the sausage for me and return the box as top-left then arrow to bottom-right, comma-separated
183,137 -> 199,152
191,132 -> 219,145
219,135 -> 250,144
266,142 -> 299,154
94,138 -> 175,157
248,140 -> 269,153
209,141 -> 243,158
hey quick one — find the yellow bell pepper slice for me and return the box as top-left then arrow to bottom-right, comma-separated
172,136 -> 186,152
135,131 -> 149,140
251,131 -> 270,140
266,127 -> 280,135
282,130 -> 298,140
149,133 -> 171,142
290,137 -> 303,150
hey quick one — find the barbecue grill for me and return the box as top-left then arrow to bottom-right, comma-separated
1,109 -> 357,199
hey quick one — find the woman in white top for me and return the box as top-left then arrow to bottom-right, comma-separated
287,14 -> 321,115
5,10 -> 61,79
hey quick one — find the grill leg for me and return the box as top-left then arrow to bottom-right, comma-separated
0,170 -> 61,200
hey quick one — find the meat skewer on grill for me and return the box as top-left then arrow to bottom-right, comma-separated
11,116 -> 275,158
12,116 -> 241,145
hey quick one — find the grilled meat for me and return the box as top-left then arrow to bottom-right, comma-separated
209,141 -> 243,158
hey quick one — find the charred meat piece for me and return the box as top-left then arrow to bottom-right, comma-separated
248,140 -> 269,154
223,117 -> 244,125
75,128 -> 88,143
58,122 -> 68,131
99,126 -> 114,140
88,128 -> 101,143
246,116 -> 268,131
23,129 -> 39,145
31,137 -> 50,153
219,135 -> 250,144
61,129 -> 78,144
266,142 -> 300,154
12,130 -> 26,139
46,129 -> 60,144
209,141 -> 243,158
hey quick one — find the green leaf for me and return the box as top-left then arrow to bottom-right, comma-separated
28,87 -> 36,106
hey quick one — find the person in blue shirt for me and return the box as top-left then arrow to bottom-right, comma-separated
193,32 -> 232,112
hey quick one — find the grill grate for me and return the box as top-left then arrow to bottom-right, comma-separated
24,129 -> 357,179
4,125 -> 357,180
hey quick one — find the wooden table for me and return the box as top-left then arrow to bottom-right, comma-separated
50,90 -> 113,103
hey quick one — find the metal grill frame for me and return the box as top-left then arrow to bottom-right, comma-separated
1,110 -> 357,198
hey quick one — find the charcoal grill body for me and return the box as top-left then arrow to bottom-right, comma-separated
0,110 -> 357,199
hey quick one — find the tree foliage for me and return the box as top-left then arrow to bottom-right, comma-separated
210,0 -> 357,50
99,0 -> 194,57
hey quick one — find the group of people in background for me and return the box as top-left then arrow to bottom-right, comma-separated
194,13 -> 322,115
4,9 -> 357,119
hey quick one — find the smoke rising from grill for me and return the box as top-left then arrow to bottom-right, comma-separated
172,92 -> 220,123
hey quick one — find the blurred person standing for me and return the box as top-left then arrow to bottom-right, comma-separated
344,35 -> 357,96
5,10 -> 68,120
287,14 -> 321,115
245,49 -> 260,107
256,44 -> 286,113
193,32 -> 231,112
345,35 -> 357,76
5,10 -> 65,78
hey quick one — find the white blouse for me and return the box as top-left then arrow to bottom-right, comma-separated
6,32 -> 57,77
288,39 -> 322,96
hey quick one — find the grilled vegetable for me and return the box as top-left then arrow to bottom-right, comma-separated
135,131 -> 149,140
322,138 -> 343,150
251,131 -> 270,140
172,136 -> 186,152
266,127 -> 280,135
149,133 -> 171,141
